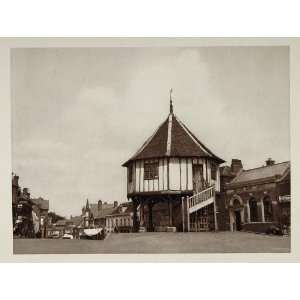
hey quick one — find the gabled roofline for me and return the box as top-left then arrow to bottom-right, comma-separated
226,176 -> 277,189
226,161 -> 290,188
122,112 -> 225,166
122,115 -> 170,166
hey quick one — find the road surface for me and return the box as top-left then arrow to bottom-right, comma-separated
13,231 -> 290,254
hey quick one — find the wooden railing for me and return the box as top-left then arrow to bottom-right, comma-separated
188,185 -> 215,209
190,217 -> 209,232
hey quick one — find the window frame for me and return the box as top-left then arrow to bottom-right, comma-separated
144,160 -> 159,180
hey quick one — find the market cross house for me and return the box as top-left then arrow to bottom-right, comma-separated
122,93 -> 224,232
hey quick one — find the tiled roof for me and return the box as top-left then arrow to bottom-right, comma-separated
56,219 -> 67,226
89,203 -> 115,219
31,197 -> 49,210
228,161 -> 290,186
107,202 -> 133,216
123,112 -> 224,166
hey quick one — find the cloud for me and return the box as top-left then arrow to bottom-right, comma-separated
12,47 -> 290,216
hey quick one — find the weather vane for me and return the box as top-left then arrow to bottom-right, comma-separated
169,88 -> 173,113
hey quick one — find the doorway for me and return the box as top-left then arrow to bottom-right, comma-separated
192,164 -> 204,193
234,210 -> 242,231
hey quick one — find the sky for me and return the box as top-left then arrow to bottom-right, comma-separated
11,47 -> 290,217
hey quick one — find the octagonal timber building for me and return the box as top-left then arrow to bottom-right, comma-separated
122,101 -> 225,232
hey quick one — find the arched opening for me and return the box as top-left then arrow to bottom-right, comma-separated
263,196 -> 273,222
249,198 -> 258,222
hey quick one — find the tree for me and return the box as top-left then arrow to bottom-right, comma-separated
48,211 -> 65,224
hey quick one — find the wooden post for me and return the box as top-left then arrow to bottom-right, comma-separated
168,198 -> 173,227
213,196 -> 218,231
132,198 -> 139,232
187,196 -> 190,232
195,210 -> 198,232
260,199 -> 265,222
148,201 -> 153,232
140,202 -> 144,226
246,200 -> 251,222
181,197 -> 185,232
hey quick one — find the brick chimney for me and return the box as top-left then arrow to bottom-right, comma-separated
113,201 -> 118,208
231,159 -> 243,174
266,158 -> 275,166
98,200 -> 102,211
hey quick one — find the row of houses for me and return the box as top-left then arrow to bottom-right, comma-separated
12,173 -> 49,238
12,172 -> 135,239
45,200 -> 135,238
80,199 -> 134,232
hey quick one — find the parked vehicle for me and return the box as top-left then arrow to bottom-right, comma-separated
80,228 -> 105,240
266,224 -> 283,235
138,226 -> 146,233
62,233 -> 73,239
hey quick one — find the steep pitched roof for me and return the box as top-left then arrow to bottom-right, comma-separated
106,202 -> 133,217
123,112 -> 224,166
227,161 -> 290,187
89,203 -> 115,219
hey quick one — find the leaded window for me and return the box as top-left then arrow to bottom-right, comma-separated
144,160 -> 159,180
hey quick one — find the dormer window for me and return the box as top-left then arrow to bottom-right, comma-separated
144,160 -> 159,180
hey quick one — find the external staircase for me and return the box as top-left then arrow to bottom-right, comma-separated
186,185 -> 218,231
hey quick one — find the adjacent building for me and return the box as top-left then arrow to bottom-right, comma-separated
12,173 -> 50,238
47,219 -> 75,238
80,199 -> 117,228
224,158 -> 290,233
106,202 -> 134,232
31,197 -> 49,238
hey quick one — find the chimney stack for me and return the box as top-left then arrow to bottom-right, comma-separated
12,174 -> 19,187
113,201 -> 118,208
231,159 -> 243,174
266,158 -> 275,166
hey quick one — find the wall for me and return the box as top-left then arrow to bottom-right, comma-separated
225,179 -> 291,232
127,157 -> 221,194
106,214 -> 133,232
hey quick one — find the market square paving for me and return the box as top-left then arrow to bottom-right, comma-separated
14,232 -> 290,254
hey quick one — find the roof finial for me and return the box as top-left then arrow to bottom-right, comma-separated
169,88 -> 173,114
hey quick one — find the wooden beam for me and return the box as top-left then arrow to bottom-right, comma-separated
187,196 -> 190,232
181,196 -> 185,232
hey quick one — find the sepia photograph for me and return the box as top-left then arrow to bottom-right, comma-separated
11,46 -> 290,254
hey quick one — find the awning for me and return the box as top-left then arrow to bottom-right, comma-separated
83,228 -> 103,236
279,195 -> 291,203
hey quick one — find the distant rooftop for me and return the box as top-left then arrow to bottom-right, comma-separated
31,197 -> 49,210
228,161 -> 290,186
89,203 -> 115,219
